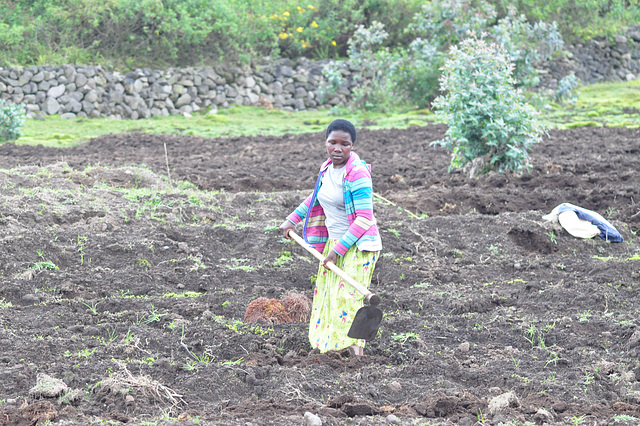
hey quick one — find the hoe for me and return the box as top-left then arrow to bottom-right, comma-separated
288,231 -> 382,341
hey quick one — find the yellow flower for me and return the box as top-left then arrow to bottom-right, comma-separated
296,27 -> 303,33
308,5 -> 317,11
301,40 -> 311,48
279,32 -> 288,40
283,11 -> 290,17
297,6 -> 305,13
311,21 -> 318,28
331,40 -> 337,46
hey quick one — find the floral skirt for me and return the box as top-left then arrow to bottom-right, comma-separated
308,240 -> 379,353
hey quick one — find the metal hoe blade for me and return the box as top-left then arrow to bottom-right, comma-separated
347,305 -> 382,341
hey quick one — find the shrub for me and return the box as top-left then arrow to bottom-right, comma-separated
0,100 -> 26,142
0,0 -> 424,67
555,73 -> 579,104
394,0 -> 497,108
495,0 -> 640,41
269,0 -> 423,59
490,6 -> 564,87
346,21 -> 400,111
392,39 -> 444,108
317,61 -> 344,104
432,36 -> 545,177
391,0 -> 564,108
407,0 -> 497,52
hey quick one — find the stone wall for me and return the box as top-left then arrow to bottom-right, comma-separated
1,28 -> 639,119
538,25 -> 640,90
0,58 -> 353,119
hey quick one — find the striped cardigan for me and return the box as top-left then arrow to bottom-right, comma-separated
287,152 -> 382,256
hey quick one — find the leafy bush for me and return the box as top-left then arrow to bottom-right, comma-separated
491,0 -> 640,41
555,73 -> 579,104
432,36 -> 545,177
390,0 -> 498,108
408,0 -> 498,52
0,100 -> 26,142
0,0 -> 423,67
317,61 -> 345,104
392,39 -> 444,108
490,6 -> 564,87
345,21 -> 399,112
388,0 -> 565,108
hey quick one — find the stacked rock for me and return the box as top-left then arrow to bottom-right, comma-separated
537,25 -> 640,90
2,29 -> 639,119
0,58 -> 358,119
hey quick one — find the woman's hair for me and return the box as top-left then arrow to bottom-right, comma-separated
326,119 -> 356,143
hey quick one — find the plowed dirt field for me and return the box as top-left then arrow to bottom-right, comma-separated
0,125 -> 639,425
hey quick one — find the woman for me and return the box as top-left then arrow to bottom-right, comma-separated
279,119 -> 382,356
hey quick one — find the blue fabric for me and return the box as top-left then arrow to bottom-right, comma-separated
557,203 -> 623,243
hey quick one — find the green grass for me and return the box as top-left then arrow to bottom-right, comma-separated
13,80 -> 640,147
543,79 -> 640,129
19,106 -> 435,147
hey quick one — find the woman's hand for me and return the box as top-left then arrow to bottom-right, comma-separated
279,220 -> 296,239
322,250 -> 338,269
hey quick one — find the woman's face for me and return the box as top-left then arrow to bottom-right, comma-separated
325,130 -> 353,167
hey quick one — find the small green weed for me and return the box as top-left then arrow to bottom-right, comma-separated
511,355 -> 520,368
391,332 -> 418,343
578,310 -> 592,323
107,326 -> 118,344
82,301 -> 99,315
221,357 -> 244,366
572,414 -> 586,425
181,361 -> 200,371
263,224 -> 278,233
121,328 -> 135,345
163,291 -> 202,298
613,414 -> 639,423
523,322 -> 555,348
144,305 -> 167,324
272,251 -> 292,267
593,255 -> 615,261
30,261 -> 59,270
136,258 -> 151,269
193,351 -> 211,364
31,250 -> 58,270
227,258 -> 256,272
77,235 -> 88,265
77,348 -> 96,359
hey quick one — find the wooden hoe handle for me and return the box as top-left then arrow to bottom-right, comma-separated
287,231 -> 380,306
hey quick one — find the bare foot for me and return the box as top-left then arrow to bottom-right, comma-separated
348,345 -> 364,356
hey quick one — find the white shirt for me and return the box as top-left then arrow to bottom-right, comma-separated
317,165 -> 350,240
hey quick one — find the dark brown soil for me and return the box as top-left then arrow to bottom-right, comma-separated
0,125 -> 639,425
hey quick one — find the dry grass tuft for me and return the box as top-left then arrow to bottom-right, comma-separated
244,297 -> 292,324
95,361 -> 185,407
281,292 -> 312,323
